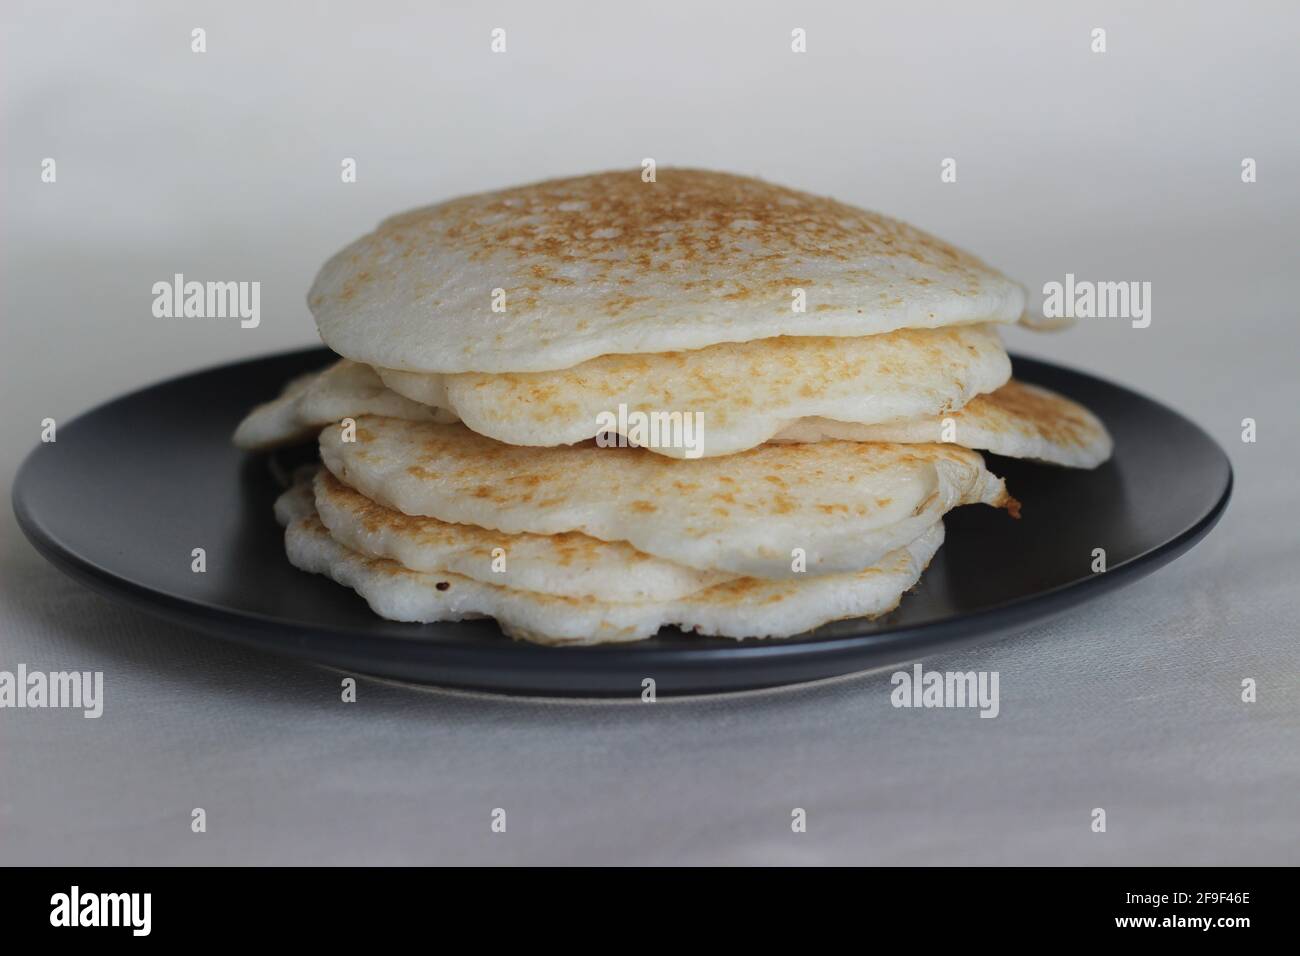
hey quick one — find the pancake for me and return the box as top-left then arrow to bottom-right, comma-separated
240,358 -> 1105,467
308,169 -> 1027,373
273,471 -> 318,526
310,468 -> 733,602
284,502 -> 946,644
772,380 -> 1113,468
374,323 -> 1011,458
319,417 -> 1015,578
233,359 -> 453,450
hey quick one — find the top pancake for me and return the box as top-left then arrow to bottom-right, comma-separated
308,169 -> 1027,373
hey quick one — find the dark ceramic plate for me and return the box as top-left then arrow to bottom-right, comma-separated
12,348 -> 1231,696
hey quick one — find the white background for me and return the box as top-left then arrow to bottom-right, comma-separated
2,1 -> 1297,863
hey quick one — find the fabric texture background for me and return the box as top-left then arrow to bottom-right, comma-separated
2,1 -> 1296,864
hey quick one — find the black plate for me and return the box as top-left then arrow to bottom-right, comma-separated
12,347 -> 1231,696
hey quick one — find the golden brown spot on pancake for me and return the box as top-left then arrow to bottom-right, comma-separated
327,170 -> 1001,323
602,292 -> 650,317
771,494 -> 797,515
966,380 -> 1102,451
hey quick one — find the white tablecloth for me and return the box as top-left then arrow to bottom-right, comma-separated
2,2 -> 1296,864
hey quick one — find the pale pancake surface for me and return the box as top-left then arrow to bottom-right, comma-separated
319,417 -> 1014,578
284,503 -> 946,645
773,380 -> 1113,468
308,169 -> 1026,373
311,468 -> 733,602
376,323 -> 1011,458
233,359 -> 452,450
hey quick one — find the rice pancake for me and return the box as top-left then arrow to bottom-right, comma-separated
233,359 -> 452,450
319,416 -> 1015,578
308,169 -> 1027,374
311,468 -> 734,602
772,380 -> 1112,468
283,499 -> 946,645
374,323 -> 1011,458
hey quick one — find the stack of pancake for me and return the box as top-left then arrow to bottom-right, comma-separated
235,170 -> 1111,645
